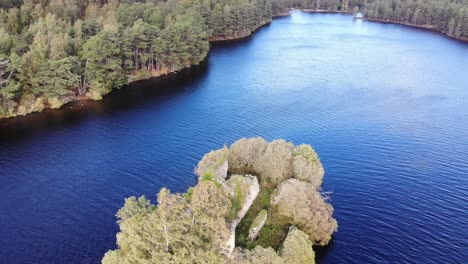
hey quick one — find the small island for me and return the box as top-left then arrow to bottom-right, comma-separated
103,138 -> 337,263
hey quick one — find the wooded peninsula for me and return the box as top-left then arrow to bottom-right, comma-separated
0,0 -> 467,119
103,137 -> 337,264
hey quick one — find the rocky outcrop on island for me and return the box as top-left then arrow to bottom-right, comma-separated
102,137 -> 337,264
248,209 -> 267,241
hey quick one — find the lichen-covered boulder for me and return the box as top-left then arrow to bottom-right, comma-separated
248,209 -> 268,241
226,174 -> 260,254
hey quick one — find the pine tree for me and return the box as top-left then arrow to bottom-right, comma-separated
211,3 -> 224,35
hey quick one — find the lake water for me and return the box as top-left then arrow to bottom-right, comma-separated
1,11 -> 467,263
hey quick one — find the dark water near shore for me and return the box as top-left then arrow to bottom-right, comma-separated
1,11 -> 468,263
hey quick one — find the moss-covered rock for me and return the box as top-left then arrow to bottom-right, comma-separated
248,209 -> 267,241
226,174 -> 260,254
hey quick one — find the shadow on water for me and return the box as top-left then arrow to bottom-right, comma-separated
0,60 -> 210,142
0,20 -> 275,143
314,240 -> 336,262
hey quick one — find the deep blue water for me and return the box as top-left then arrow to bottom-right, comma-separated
1,12 -> 468,263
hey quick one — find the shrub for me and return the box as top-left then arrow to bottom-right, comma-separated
235,186 -> 273,248
48,96 -> 70,109
229,246 -> 283,264
271,179 -> 337,246
228,137 -> 268,175
16,94 -> 45,116
116,195 -> 153,223
280,226 -> 315,264
292,144 -> 325,189
254,205 -> 292,250
0,99 -> 17,118
253,139 -> 295,188
195,146 -> 228,180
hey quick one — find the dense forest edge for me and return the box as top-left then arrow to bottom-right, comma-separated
360,0 -> 468,42
1,0 -> 467,119
102,137 -> 337,263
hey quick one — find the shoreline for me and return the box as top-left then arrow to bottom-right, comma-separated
208,31 -> 255,42
2,11 -> 467,120
361,18 -> 468,43
208,19 -> 272,43
0,20 -> 273,120
301,9 -> 351,14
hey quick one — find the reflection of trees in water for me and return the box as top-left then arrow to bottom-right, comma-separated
0,62 -> 210,142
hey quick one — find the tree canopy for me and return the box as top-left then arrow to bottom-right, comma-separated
2,0 -> 466,118
0,0 -> 275,118
362,0 -> 468,40
104,138 -> 337,263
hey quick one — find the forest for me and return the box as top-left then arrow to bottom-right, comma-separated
0,0 -> 467,119
0,0 -> 273,118
362,0 -> 468,40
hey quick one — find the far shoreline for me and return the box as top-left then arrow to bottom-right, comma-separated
359,17 -> 468,43
2,10 -> 467,120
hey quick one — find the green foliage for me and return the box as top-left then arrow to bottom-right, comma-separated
0,0 -> 359,119
227,174 -> 252,220
106,182 -> 231,263
196,148 -> 227,191
293,144 -> 319,161
292,144 -> 324,188
228,184 -> 244,220
0,0 -> 276,118
104,138 -> 335,263
363,0 -> 468,38
253,139 -> 295,188
116,195 -> 154,223
183,186 -> 194,202
271,0 -> 363,15
31,57 -> 77,98
82,30 -> 127,99
229,246 -> 284,264
280,227 -> 315,264
271,179 -> 338,245
254,206 -> 292,250
228,137 -> 268,175
235,186 -> 273,248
